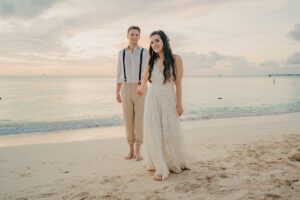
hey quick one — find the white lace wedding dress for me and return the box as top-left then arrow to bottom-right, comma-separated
143,63 -> 190,180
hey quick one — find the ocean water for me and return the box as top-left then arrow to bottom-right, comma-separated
1,76 -> 300,136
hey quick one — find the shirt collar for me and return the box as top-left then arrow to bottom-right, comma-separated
127,45 -> 141,51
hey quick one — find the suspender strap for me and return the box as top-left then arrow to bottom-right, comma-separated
123,47 -> 144,84
122,49 -> 126,82
138,48 -> 144,85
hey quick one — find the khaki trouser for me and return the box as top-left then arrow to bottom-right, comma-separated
121,83 -> 146,144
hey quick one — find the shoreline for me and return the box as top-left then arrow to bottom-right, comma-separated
1,111 -> 300,148
1,105 -> 300,137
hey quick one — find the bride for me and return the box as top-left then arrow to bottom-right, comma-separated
137,30 -> 190,181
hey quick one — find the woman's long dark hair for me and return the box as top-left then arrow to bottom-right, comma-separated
148,30 -> 176,84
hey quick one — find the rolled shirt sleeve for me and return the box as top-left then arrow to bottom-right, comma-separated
116,50 -> 123,84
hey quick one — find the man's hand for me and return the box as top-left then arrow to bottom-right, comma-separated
136,86 -> 144,97
116,93 -> 122,103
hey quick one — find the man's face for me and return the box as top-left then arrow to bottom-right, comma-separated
127,29 -> 140,45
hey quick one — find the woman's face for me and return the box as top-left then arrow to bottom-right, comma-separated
150,34 -> 163,53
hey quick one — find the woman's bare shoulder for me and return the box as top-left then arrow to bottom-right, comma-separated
173,54 -> 182,64
173,54 -> 181,59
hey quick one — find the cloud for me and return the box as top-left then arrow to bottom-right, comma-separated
0,0 -> 235,70
180,51 -> 300,76
180,51 -> 257,75
288,23 -> 300,42
0,0 -> 243,24
0,0 -> 298,76
0,0 -> 61,18
286,52 -> 300,65
0,19 -> 68,68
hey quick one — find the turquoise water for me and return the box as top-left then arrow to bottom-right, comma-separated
0,76 -> 300,135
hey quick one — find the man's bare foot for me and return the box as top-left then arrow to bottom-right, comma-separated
124,153 -> 134,160
153,174 -> 162,181
135,144 -> 142,161
135,154 -> 143,161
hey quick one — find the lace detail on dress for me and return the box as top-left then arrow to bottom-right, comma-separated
143,64 -> 190,180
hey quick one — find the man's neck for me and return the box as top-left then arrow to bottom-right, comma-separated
128,43 -> 138,52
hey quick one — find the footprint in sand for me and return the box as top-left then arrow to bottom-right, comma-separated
144,190 -> 165,200
101,175 -> 121,185
285,178 -> 299,189
288,152 -> 300,161
206,183 -> 228,195
219,173 -> 228,178
272,178 -> 285,187
175,182 -> 202,193
259,193 -> 281,199
36,193 -> 55,198
205,173 -> 217,183
100,191 -> 123,200
74,191 -> 90,199
128,178 -> 135,183
19,172 -> 31,177
271,177 -> 298,188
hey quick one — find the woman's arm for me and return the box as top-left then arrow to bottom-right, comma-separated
174,55 -> 183,116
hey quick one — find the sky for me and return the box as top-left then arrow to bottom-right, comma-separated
0,0 -> 299,76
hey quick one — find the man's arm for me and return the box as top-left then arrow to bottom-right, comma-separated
116,51 -> 122,103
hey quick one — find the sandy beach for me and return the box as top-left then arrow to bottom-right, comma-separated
0,112 -> 300,200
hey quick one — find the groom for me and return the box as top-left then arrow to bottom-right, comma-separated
116,26 -> 148,161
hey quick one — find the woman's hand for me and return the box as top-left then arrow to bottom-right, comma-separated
176,103 -> 183,116
136,86 -> 144,97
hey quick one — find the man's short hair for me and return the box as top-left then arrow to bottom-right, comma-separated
127,26 -> 141,35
